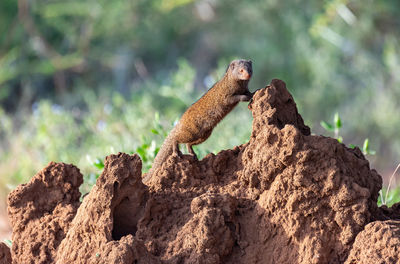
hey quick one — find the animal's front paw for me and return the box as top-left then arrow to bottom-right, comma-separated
247,91 -> 257,109
248,98 -> 254,109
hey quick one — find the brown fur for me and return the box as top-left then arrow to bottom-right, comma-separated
144,59 -> 253,182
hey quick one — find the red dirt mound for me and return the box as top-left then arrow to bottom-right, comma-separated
5,79 -> 399,263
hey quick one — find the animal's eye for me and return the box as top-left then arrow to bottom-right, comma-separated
240,69 -> 244,73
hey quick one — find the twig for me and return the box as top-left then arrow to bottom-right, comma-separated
384,162 -> 400,205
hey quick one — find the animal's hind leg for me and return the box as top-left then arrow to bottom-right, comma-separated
172,140 -> 183,157
186,143 -> 198,160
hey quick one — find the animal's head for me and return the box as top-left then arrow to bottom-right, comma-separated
228,59 -> 253,81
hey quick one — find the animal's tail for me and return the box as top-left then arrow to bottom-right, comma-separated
143,127 -> 176,182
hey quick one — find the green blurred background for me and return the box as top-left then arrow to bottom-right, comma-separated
0,0 -> 399,202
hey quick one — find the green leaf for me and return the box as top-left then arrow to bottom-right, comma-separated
362,138 -> 376,155
334,112 -> 342,129
4,239 -> 12,247
348,144 -> 356,149
93,158 -> 104,169
151,129 -> 159,135
141,143 -> 150,149
136,146 -> 147,161
320,121 -> 334,131
154,147 -> 160,156
386,186 -> 400,207
337,136 -> 343,143
363,138 -> 370,152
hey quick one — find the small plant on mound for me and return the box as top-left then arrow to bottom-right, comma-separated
321,112 -> 343,143
320,112 -> 375,155
378,163 -> 400,207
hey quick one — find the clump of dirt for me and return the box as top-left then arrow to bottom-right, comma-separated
345,220 -> 400,263
56,153 -> 158,263
7,162 -> 82,264
5,79 -> 399,263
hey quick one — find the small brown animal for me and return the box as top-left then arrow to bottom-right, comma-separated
144,59 -> 253,181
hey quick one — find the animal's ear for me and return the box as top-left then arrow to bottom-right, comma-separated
225,62 -> 234,73
247,60 -> 252,65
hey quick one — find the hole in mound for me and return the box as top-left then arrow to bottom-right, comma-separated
112,196 -> 139,240
113,181 -> 119,193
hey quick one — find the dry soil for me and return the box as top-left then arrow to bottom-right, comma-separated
2,79 -> 399,264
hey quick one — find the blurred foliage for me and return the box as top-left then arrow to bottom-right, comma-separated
321,112 -> 376,155
0,0 -> 400,198
378,186 -> 400,207
378,163 -> 400,207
